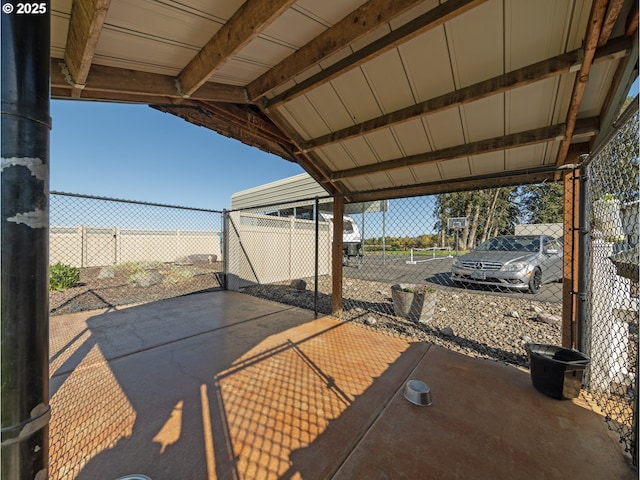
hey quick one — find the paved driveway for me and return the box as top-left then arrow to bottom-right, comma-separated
344,253 -> 562,303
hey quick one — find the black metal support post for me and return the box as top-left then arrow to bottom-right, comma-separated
222,210 -> 228,290
1,7 -> 52,479
314,197 -> 319,317
577,167 -> 590,354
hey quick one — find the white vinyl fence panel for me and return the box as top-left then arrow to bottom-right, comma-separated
50,226 -> 222,267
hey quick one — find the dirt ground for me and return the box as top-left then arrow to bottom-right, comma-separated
49,262 -> 224,315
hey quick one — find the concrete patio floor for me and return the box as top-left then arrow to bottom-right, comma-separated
48,291 -> 635,479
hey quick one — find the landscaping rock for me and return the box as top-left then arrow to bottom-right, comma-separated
536,313 -> 561,326
291,279 -> 307,290
440,326 -> 454,337
132,271 -> 164,288
97,266 -> 115,279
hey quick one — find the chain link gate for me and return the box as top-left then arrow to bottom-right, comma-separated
582,101 -> 638,464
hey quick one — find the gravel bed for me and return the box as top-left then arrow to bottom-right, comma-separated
242,275 -> 562,368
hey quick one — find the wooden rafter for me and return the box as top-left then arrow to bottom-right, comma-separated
348,167 -> 560,203
64,0 -> 111,98
200,102 -> 292,145
150,104 -> 297,163
626,1 -> 639,36
555,0 -> 609,167
330,118 -> 598,181
264,109 -> 347,197
176,0 -> 295,97
51,60 -> 248,104
298,38 -> 630,153
245,0 -> 425,102
262,0 -> 488,109
598,0 -> 625,47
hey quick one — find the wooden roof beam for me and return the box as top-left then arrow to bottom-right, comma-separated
262,0 -> 488,109
199,102 -> 293,145
555,0 -> 608,167
598,0 -> 625,47
348,167 -> 559,203
246,0 -> 425,102
299,37 -> 630,152
331,118 -> 599,181
51,60 -> 248,104
176,0 -> 295,97
150,105 -> 297,164
64,0 -> 111,98
625,1 -> 639,37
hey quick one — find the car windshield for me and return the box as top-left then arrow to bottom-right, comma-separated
475,236 -> 540,252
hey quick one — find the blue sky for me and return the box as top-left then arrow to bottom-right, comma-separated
50,100 -> 304,210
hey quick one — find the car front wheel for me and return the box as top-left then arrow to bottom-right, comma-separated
529,268 -> 542,293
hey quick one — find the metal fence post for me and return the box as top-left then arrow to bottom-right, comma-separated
314,197 -> 319,316
223,210 -> 229,290
577,164 -> 590,355
1,7 -> 51,478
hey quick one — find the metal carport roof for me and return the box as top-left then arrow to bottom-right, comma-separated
49,0 -> 639,200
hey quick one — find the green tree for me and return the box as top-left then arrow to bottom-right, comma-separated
435,187 -> 520,249
519,182 -> 564,224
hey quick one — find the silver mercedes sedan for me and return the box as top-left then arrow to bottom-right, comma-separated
450,235 -> 563,293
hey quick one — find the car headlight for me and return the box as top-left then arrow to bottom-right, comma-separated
501,262 -> 528,272
452,259 -> 463,268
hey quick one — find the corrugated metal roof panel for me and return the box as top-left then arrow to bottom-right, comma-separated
261,8 -> 328,50
580,61 -> 622,117
505,144 -> 549,170
361,49 -> 415,113
279,98 -> 329,140
424,109 -> 465,150
363,129 -> 403,162
469,151 -> 504,176
392,119 -> 432,156
330,68 -> 382,125
49,0 -> 635,202
459,95 -> 504,142
446,0 -> 504,88
504,0 -> 574,70
505,79 -> 560,133
438,157 -> 472,179
296,0 -> 368,25
398,27 -> 455,102
411,163 -> 442,183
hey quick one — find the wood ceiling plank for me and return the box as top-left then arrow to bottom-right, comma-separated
51,60 -> 247,104
246,0 -> 425,102
64,0 -> 111,98
299,36 -> 631,152
263,0 -> 488,109
331,118 -> 598,181
177,0 -> 296,97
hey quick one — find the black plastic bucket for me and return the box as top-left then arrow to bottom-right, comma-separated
525,343 -> 590,400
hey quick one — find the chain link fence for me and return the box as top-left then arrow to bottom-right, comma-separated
49,111 -> 637,462
231,188 -> 565,367
583,102 -> 639,463
49,192 -> 224,315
